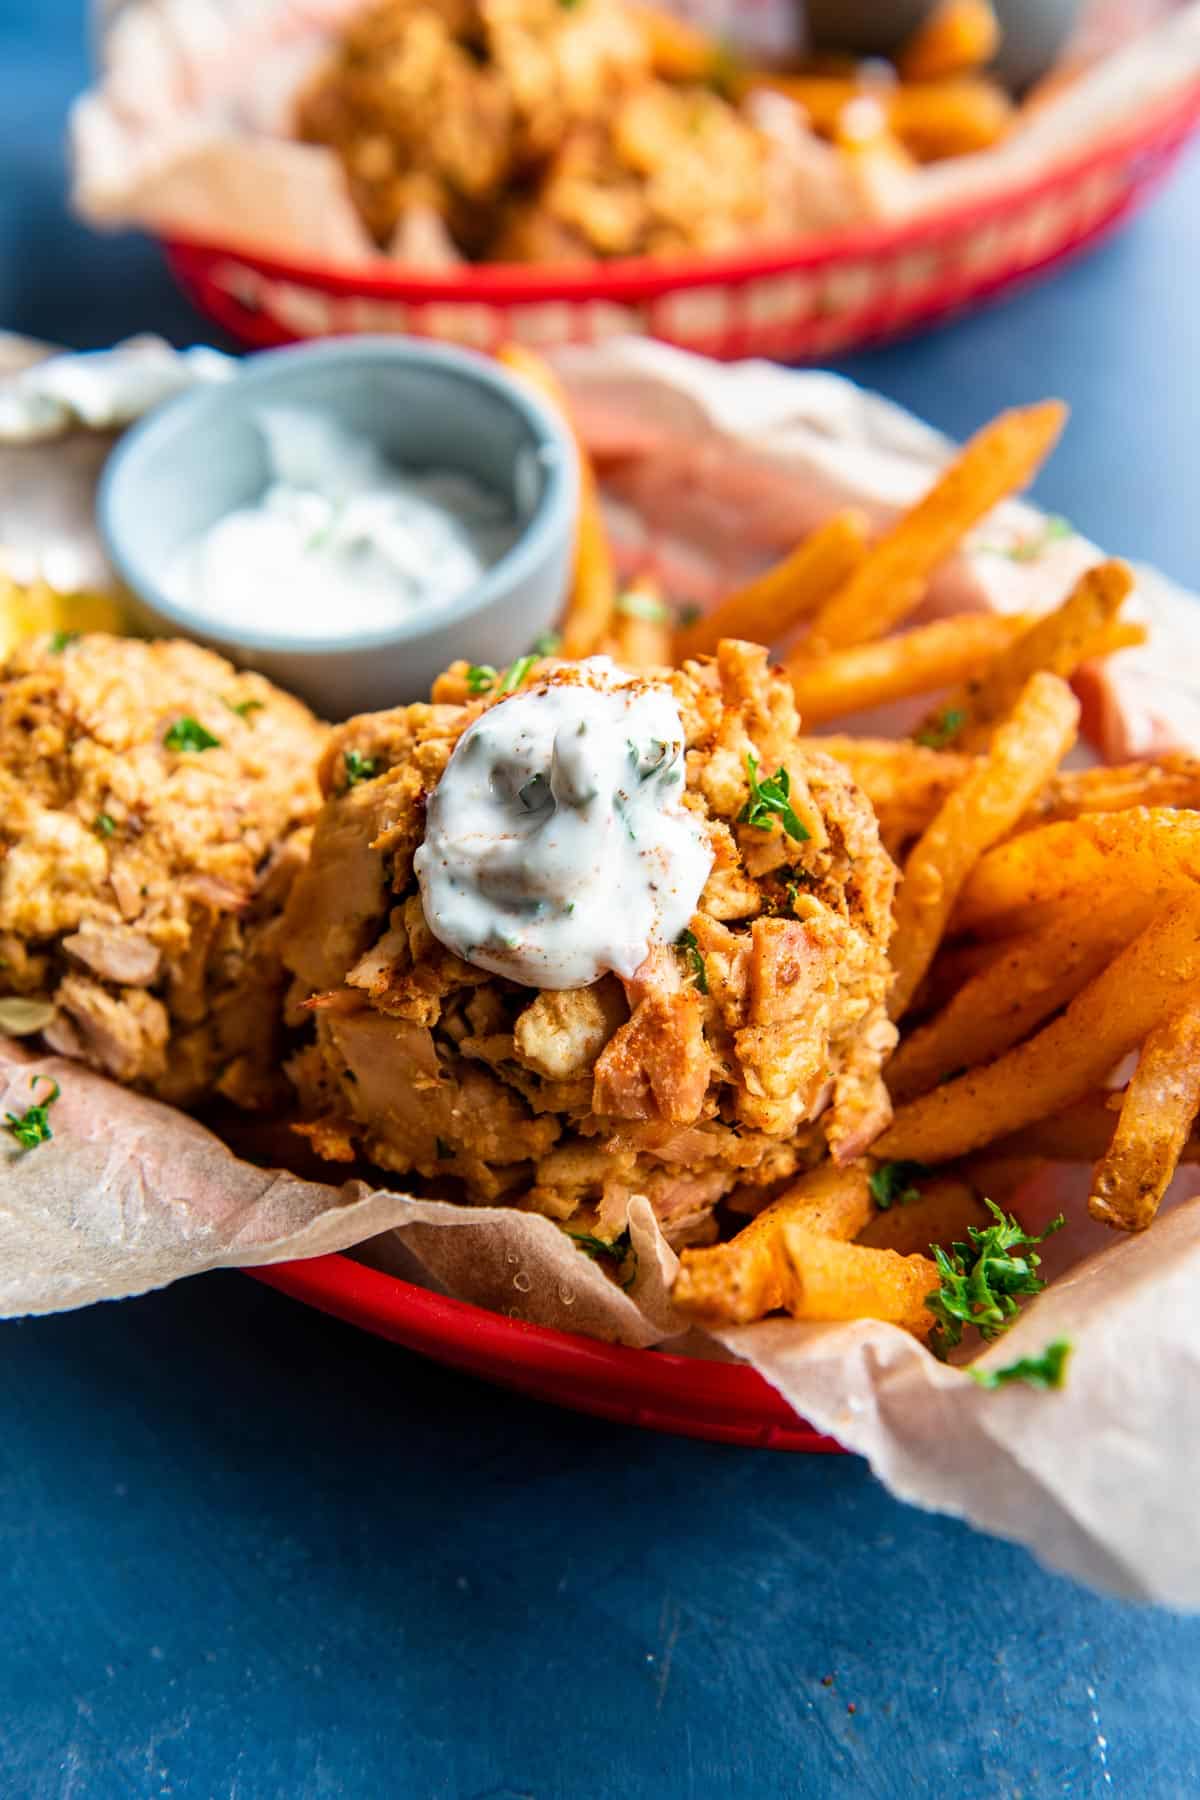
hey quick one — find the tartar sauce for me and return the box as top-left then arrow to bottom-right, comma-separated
165,407 -> 519,639
415,659 -> 713,989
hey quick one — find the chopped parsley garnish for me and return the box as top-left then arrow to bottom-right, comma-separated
164,716 -> 220,753
466,664 -> 498,695
566,1228 -> 636,1288
676,927 -> 708,993
969,1338 -> 1072,1391
499,653 -> 538,695
914,708 -> 967,751
869,1160 -> 928,1210
49,630 -> 79,653
4,1075 -> 60,1151
739,752 -> 809,842
93,812 -> 116,839
225,696 -> 265,719
343,748 -> 380,787
926,1200 -> 1064,1357
616,588 -> 671,624
528,630 -> 561,657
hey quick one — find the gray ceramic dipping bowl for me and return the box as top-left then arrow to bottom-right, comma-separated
98,337 -> 577,719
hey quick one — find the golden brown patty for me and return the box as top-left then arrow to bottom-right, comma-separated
0,634 -> 327,1108
283,640 -> 897,1244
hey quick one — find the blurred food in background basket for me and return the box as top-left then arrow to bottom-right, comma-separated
73,0 -> 1200,357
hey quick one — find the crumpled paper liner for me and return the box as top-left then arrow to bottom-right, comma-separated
7,335 -> 1200,1602
70,0 -> 1200,267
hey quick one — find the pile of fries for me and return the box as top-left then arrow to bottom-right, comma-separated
500,345 -> 1200,1355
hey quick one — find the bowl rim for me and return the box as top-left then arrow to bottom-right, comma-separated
96,334 -> 578,659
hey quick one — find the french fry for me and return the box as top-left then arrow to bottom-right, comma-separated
896,0 -> 1001,82
955,808 -> 1200,937
806,402 -> 1067,651
741,74 -> 1012,159
634,2 -> 725,83
778,1227 -> 936,1336
1021,754 -> 1200,830
856,1174 -> 990,1255
889,671 -> 1079,1018
812,735 -> 976,851
886,895 -> 1153,1100
672,1162 -> 872,1325
786,611 -> 1026,726
986,1093 -> 1200,1164
610,573 -> 672,669
676,511 -> 868,662
916,559 -> 1134,750
1088,993 -> 1200,1231
876,896 -> 1200,1164
497,343 -> 616,658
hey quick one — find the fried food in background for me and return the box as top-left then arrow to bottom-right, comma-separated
0,635 -> 326,1109
282,640 -> 897,1246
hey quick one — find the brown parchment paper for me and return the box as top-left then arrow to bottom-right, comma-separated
8,337 -> 1200,1603
70,0 -> 1200,266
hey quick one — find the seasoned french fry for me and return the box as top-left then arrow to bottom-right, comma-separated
812,735 -> 976,851
497,343 -> 615,657
1089,993 -> 1200,1231
856,1175 -> 990,1255
886,895 -> 1153,1100
676,511 -> 868,662
741,74 -> 1012,159
896,0 -> 1001,82
778,1227 -> 936,1336
889,672 -> 1079,1018
786,611 -> 1027,726
955,808 -> 1200,937
634,2 -> 725,83
672,1162 -> 872,1324
1021,754 -> 1200,830
610,573 -> 672,669
876,896 -> 1200,1164
986,1093 -> 1200,1164
917,559 -> 1134,750
806,402 -> 1066,651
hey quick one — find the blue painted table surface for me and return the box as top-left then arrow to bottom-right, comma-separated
4,6 -> 1200,1796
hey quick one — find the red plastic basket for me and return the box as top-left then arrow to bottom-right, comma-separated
167,77 -> 1200,360
250,1254 -> 843,1451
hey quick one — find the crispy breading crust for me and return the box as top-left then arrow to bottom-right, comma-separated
0,635 -> 326,1108
283,642 -> 896,1244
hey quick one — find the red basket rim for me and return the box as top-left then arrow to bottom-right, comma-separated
248,1252 -> 842,1450
164,71 -> 1200,303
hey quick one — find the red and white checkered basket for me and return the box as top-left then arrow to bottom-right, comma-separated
166,76 -> 1200,361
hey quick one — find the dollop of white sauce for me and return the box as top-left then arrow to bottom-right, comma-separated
415,658 -> 713,990
165,407 -> 520,640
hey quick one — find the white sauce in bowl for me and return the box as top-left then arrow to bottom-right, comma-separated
415,658 -> 713,989
164,407 -> 520,640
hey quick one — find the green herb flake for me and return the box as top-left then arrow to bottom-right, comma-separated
738,751 -> 810,842
926,1200 -> 1065,1357
225,696 -> 265,720
343,748 -> 380,788
914,708 -> 967,751
676,927 -> 708,994
164,716 -> 220,753
616,588 -> 671,624
677,603 -> 703,629
466,664 -> 498,695
4,1075 -> 60,1151
528,630 -> 561,657
980,515 -> 1074,563
969,1338 -> 1072,1392
869,1160 -> 928,1210
499,653 -> 538,695
49,630 -> 80,654
565,1227 -> 636,1287
93,812 -> 117,839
